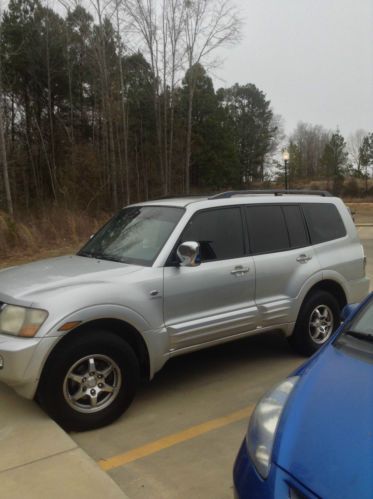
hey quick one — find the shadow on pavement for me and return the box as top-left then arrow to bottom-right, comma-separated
137,331 -> 303,400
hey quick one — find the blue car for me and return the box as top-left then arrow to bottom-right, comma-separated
233,292 -> 373,499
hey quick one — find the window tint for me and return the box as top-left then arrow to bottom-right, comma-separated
181,208 -> 244,261
302,203 -> 346,244
245,206 -> 289,254
282,205 -> 309,248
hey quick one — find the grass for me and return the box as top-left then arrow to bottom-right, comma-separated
0,208 -> 109,269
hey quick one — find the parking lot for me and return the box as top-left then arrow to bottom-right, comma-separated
70,227 -> 373,499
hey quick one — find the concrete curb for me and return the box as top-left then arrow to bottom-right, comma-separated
0,384 -> 128,499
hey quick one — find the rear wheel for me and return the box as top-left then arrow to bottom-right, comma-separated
37,330 -> 140,431
289,290 -> 341,356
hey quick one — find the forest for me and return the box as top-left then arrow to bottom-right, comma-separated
0,0 -> 372,222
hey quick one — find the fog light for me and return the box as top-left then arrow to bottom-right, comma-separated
0,355 -> 4,369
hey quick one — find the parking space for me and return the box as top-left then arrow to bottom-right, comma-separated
73,333 -> 303,498
72,227 -> 373,499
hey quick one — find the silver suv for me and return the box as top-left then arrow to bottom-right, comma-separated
0,191 -> 369,430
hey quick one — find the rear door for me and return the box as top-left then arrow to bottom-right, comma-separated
245,204 -> 320,327
163,206 -> 257,352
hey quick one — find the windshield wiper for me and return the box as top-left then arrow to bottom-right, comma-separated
77,251 -> 93,258
96,254 -> 122,263
344,331 -> 373,343
78,251 -> 121,263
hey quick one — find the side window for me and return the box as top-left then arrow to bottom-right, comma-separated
245,206 -> 290,254
181,208 -> 244,261
302,203 -> 346,244
282,205 -> 309,248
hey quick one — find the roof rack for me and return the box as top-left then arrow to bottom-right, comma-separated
152,194 -> 210,200
209,189 -> 332,200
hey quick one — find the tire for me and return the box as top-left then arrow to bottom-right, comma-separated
289,290 -> 341,356
37,330 -> 140,432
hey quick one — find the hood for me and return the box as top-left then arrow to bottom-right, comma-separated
275,343 -> 373,499
0,255 -> 141,304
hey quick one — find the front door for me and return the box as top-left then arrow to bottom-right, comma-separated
163,207 -> 257,352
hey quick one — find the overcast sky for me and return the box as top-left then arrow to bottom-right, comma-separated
215,0 -> 373,138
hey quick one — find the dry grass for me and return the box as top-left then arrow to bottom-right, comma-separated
346,203 -> 373,224
0,208 -> 109,269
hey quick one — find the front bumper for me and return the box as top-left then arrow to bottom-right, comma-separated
233,440 -> 318,499
0,333 -> 57,399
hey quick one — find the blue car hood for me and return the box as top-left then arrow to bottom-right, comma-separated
275,343 -> 373,499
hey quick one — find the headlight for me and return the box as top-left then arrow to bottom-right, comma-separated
246,376 -> 299,479
0,305 -> 48,337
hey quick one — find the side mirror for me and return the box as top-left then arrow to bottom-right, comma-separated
176,241 -> 200,267
341,303 -> 358,322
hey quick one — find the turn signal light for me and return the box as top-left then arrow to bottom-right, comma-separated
58,321 -> 82,332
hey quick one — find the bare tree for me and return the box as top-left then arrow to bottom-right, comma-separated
0,93 -> 13,216
114,0 -> 131,204
90,0 -> 119,208
45,2 -> 58,201
0,5 -> 13,216
183,0 -> 241,193
262,113 -> 285,181
122,0 -> 241,195
289,122 -> 330,179
348,129 -> 367,173
164,0 -> 185,192
123,0 -> 165,193
122,0 -> 194,195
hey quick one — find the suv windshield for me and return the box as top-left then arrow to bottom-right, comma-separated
78,206 -> 183,266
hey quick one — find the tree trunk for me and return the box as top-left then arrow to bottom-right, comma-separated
34,113 -> 56,200
140,118 -> 148,200
168,93 -> 175,193
163,87 -> 168,195
108,111 -> 118,209
0,102 -> 13,216
45,11 -> 58,201
115,2 -> 130,205
185,85 -> 194,194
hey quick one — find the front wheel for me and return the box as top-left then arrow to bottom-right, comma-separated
289,290 -> 341,356
37,330 -> 140,431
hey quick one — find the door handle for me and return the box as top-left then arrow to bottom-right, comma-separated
296,254 -> 312,263
231,266 -> 250,275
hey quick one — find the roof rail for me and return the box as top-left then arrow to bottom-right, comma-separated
152,194 -> 208,200
209,189 -> 333,200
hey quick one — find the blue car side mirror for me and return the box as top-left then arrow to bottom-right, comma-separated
341,304 -> 359,322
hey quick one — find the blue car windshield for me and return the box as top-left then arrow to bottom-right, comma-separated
342,300 -> 373,344
78,206 -> 184,266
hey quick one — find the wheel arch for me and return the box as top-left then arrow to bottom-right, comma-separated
302,279 -> 347,311
288,279 -> 346,355
43,318 -> 150,381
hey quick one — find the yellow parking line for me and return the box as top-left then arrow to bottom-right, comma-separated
98,405 -> 254,472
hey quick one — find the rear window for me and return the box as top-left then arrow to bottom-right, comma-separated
302,203 -> 346,244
